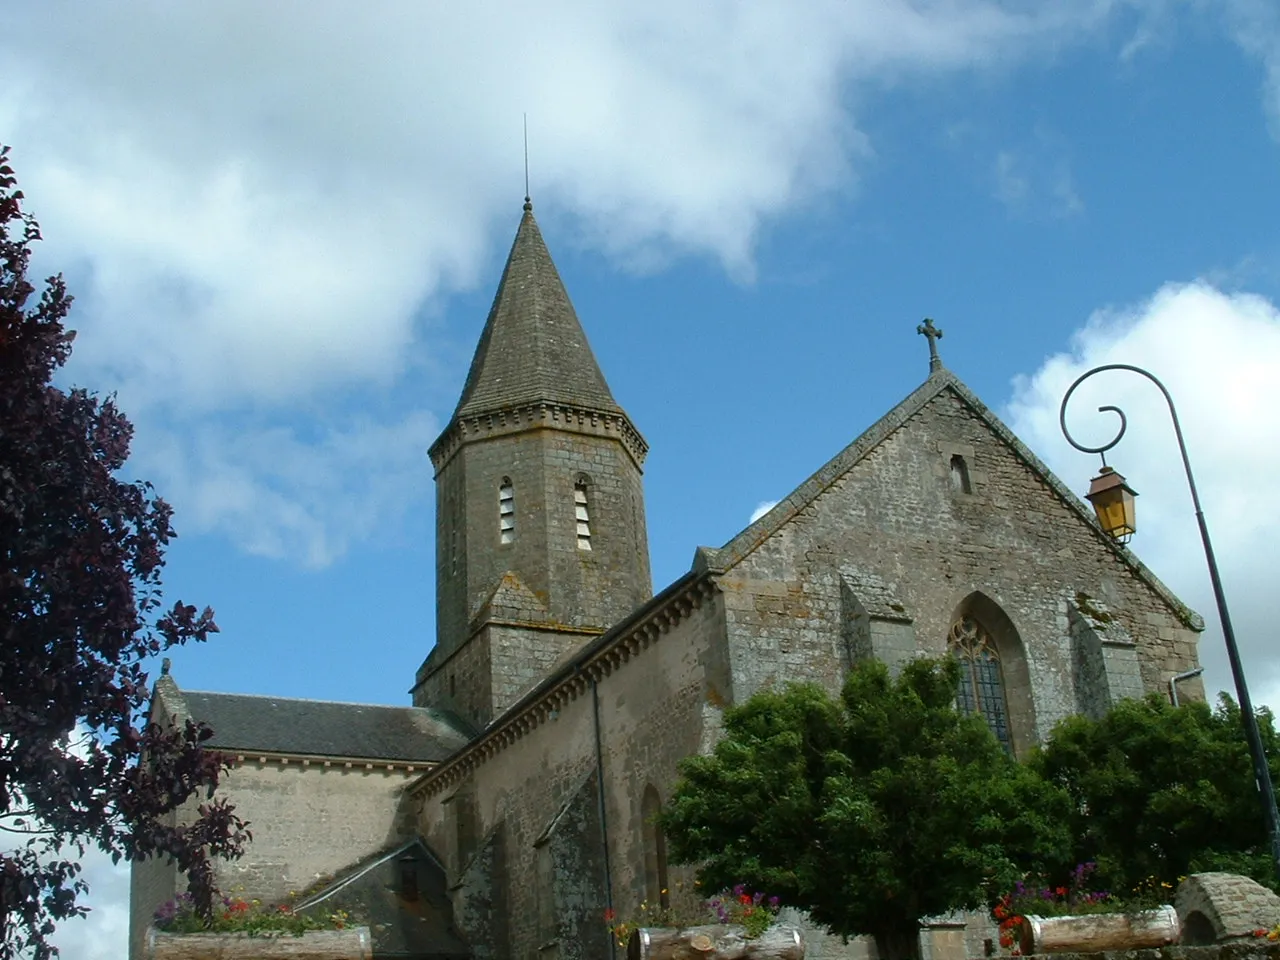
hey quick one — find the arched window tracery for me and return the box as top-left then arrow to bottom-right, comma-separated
949,616 -> 1012,753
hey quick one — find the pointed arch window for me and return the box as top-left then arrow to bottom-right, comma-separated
499,478 -> 515,544
949,616 -> 1012,753
574,478 -> 592,551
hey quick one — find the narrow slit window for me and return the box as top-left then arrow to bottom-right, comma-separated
950,454 -> 972,494
499,478 -> 515,544
574,481 -> 591,551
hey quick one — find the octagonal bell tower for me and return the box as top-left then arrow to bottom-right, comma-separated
412,199 -> 652,727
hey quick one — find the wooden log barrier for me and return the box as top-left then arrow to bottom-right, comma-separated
1020,906 -> 1180,955
147,926 -> 373,960
628,923 -> 804,960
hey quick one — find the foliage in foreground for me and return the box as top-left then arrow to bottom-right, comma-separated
1035,693 -> 1280,894
660,658 -> 1073,955
0,145 -> 249,958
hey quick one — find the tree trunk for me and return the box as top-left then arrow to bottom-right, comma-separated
628,923 -> 804,960
1020,907 -> 1180,955
874,928 -> 921,960
147,927 -> 373,960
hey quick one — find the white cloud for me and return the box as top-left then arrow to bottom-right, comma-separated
750,500 -> 780,524
1219,0 -> 1280,139
994,151 -> 1031,209
1006,281 -> 1280,711
134,409 -> 439,568
47,846 -> 131,960
991,127 -> 1084,220
0,2 -> 1135,564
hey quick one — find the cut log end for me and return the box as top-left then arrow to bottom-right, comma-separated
629,924 -> 804,960
1021,906 -> 1180,955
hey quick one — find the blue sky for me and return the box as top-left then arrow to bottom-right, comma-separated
4,2 -> 1280,953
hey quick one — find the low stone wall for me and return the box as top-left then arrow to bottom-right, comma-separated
1021,942 -> 1280,960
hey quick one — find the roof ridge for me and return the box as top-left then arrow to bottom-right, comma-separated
182,689 -> 438,711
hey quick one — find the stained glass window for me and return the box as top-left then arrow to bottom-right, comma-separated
949,616 -> 1012,752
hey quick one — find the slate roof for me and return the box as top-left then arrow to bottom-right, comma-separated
179,690 -> 476,763
451,200 -> 622,419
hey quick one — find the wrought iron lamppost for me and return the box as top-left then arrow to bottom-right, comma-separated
1059,362 -> 1280,885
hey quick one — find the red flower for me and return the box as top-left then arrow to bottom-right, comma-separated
603,909 -> 617,923
739,894 -> 752,906
1055,887 -> 1067,897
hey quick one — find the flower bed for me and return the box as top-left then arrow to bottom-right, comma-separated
993,865 -> 1183,956
148,892 -> 368,959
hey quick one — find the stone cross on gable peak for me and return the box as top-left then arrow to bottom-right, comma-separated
917,317 -> 944,372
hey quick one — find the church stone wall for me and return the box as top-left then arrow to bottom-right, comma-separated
415,593 -> 725,959
720,388 -> 1202,743
414,618 -> 494,725
209,762 -> 417,903
435,428 -> 650,660
530,427 -> 652,632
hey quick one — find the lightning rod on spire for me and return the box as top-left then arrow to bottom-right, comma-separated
523,113 -> 531,211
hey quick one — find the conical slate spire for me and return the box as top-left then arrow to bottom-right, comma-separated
452,203 -> 621,420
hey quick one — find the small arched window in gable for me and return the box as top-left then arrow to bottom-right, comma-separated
949,616 -> 1012,753
499,478 -> 515,544
950,454 -> 972,494
574,478 -> 592,551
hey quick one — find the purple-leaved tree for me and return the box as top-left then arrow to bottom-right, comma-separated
0,144 -> 249,959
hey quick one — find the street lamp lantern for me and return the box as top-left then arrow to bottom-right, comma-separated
1085,465 -> 1138,543
1060,362 -> 1280,887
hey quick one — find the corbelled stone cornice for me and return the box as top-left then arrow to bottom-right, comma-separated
428,399 -> 648,474
409,572 -> 716,798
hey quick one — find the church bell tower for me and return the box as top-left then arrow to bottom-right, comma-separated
412,199 -> 652,727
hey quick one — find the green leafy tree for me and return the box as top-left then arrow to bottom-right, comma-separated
1035,693 -> 1280,894
660,657 -> 1072,959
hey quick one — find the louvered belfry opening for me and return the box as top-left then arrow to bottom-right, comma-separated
499,478 -> 515,544
574,478 -> 591,550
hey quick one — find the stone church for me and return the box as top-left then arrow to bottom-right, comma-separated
129,199 -> 1205,959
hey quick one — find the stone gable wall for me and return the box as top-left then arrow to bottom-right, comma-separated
721,389 -> 1202,742
129,691 -> 184,960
